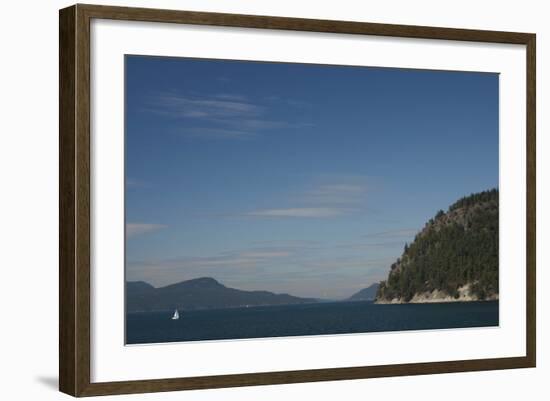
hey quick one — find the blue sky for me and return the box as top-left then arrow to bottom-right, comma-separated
125,55 -> 498,299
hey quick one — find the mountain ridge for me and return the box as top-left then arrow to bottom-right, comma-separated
126,277 -> 318,312
348,283 -> 379,301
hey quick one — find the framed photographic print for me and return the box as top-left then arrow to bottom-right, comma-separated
59,4 -> 536,397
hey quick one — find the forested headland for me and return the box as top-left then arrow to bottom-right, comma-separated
375,189 -> 498,304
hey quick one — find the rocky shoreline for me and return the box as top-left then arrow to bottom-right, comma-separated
375,284 -> 499,304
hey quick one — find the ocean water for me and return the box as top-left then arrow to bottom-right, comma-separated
126,300 -> 499,345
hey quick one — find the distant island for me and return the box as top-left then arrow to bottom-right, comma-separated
348,283 -> 379,302
374,189 -> 499,304
126,277 -> 317,312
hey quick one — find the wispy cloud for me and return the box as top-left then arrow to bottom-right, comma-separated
251,239 -> 322,247
126,223 -> 167,237
362,228 -> 418,239
150,93 -> 263,119
183,127 -> 257,140
334,241 -> 409,250
302,182 -> 368,205
126,178 -> 149,189
264,96 -> 311,108
212,93 -> 248,102
127,247 -> 295,285
148,248 -> 291,269
245,207 -> 352,218
240,177 -> 369,219
238,250 -> 291,259
144,92 -> 313,141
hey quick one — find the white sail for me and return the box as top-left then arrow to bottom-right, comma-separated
171,309 -> 179,320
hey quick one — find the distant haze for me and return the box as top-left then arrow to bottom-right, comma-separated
125,56 -> 499,299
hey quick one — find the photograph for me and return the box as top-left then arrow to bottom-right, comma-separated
124,55 -> 499,345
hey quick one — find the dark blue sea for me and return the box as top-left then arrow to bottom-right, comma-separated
126,301 -> 499,345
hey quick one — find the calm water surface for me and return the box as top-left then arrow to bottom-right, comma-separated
126,300 -> 499,344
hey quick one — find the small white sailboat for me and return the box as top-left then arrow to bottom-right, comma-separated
171,309 -> 180,320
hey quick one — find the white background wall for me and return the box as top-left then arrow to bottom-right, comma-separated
0,0 -> 547,399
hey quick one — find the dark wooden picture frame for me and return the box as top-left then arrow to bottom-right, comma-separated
59,3 -> 536,397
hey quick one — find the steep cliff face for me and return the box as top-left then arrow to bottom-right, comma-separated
376,189 -> 499,304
